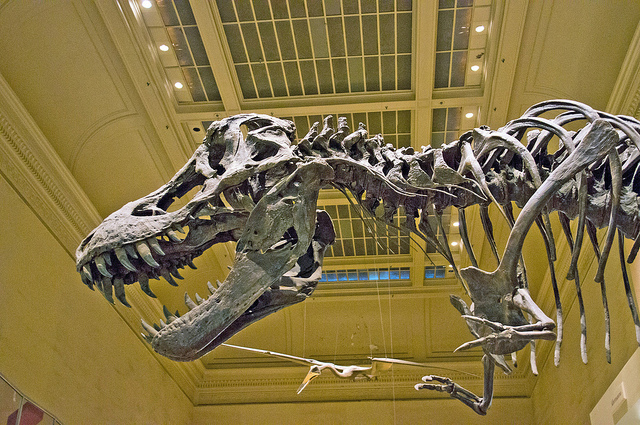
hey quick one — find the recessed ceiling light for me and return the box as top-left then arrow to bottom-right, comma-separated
475,25 -> 485,33
465,112 -> 474,119
453,221 -> 460,227
471,65 -> 480,72
141,0 -> 153,9
159,44 -> 169,52
451,241 -> 458,246
174,82 -> 183,89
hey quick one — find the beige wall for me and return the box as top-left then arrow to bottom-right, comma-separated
531,238 -> 640,424
0,175 -> 192,424
193,397 -> 532,425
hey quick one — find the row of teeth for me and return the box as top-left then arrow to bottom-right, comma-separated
140,280 -> 221,342
79,224 -> 196,305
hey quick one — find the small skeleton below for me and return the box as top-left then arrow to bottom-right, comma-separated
223,343 -> 473,394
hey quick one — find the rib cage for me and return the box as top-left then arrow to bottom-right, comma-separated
294,99 -> 640,365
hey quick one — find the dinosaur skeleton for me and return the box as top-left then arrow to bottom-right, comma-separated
76,100 -> 640,415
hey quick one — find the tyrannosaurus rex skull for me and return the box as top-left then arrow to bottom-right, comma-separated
76,114 -> 335,360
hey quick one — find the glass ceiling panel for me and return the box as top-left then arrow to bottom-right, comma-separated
434,0 -> 491,89
216,0 -> 413,99
141,0 -> 222,104
431,107 -> 461,147
317,203 -> 411,257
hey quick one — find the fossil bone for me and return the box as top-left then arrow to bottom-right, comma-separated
76,101 -> 640,415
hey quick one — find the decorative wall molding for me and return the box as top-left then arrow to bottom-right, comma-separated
0,71 -> 204,402
194,362 -> 532,405
0,72 -> 101,257
607,21 -> 640,116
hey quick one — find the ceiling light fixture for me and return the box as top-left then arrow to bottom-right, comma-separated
159,44 -> 169,51
465,112 -> 474,119
475,25 -> 485,32
451,241 -> 458,246
453,221 -> 459,227
471,65 -> 480,72
174,82 -> 184,89
141,0 -> 152,8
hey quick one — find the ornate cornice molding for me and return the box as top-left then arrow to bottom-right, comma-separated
194,363 -> 532,405
607,21 -> 640,116
0,70 -> 204,402
0,72 -> 101,256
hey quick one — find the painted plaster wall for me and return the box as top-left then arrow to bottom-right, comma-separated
531,239 -> 640,424
0,175 -> 193,424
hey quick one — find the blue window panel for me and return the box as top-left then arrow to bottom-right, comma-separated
348,270 -> 359,281
425,267 -> 435,279
368,271 -> 379,280
379,270 -> 389,280
358,271 -> 369,280
390,269 -> 400,280
436,267 -> 446,278
401,269 -> 410,279
320,273 -> 327,282
337,271 -> 348,281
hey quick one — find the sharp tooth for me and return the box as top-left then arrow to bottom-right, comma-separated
94,277 -> 104,293
163,305 -> 178,323
81,264 -> 93,281
80,264 -> 93,288
138,272 -> 156,298
141,333 -> 153,343
153,323 -> 161,331
195,293 -> 204,304
166,230 -> 183,243
101,277 -> 114,304
147,237 -> 165,256
207,281 -> 216,294
115,247 -> 137,272
172,223 -> 185,234
160,319 -> 167,327
185,293 -> 197,310
170,266 -> 184,279
81,273 -> 93,289
102,252 -> 112,266
161,268 -> 178,286
141,319 -> 158,337
216,279 -> 223,287
95,255 -> 112,278
163,305 -> 173,320
136,241 -> 159,268
124,244 -> 139,259
187,259 -> 197,269
113,277 -> 131,307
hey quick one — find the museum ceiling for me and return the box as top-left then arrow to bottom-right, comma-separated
1,0 -> 639,406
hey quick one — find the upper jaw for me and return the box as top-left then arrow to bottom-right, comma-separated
75,202 -> 250,303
